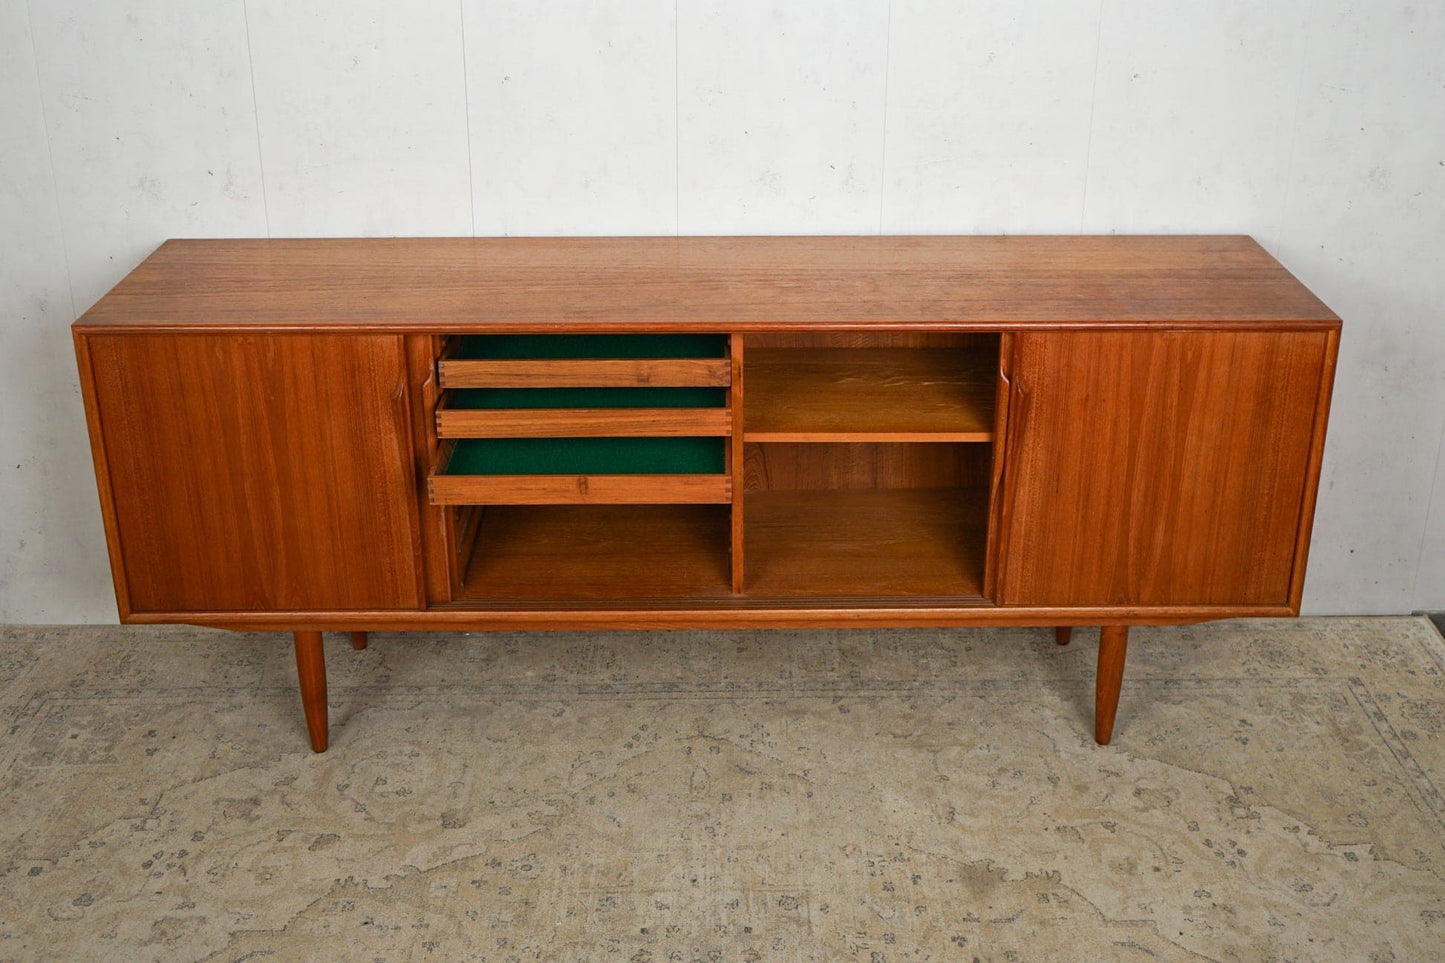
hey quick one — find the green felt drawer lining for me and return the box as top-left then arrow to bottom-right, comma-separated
443,437 -> 727,476
448,387 -> 727,409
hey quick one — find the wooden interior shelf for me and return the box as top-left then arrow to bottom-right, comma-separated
743,488 -> 989,598
744,347 -> 996,442
455,504 -> 732,601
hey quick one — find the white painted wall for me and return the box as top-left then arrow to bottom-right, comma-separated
2,0 -> 1442,621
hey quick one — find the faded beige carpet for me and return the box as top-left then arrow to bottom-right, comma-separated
0,618 -> 1442,961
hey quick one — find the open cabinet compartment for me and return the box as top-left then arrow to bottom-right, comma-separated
739,331 -> 1000,600
426,329 -> 1005,606
428,331 -> 738,602
452,503 -> 733,602
743,331 -> 999,441
741,442 -> 993,599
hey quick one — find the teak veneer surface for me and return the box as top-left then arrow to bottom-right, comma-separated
74,236 -> 1337,332
80,333 -> 424,614
996,330 -> 1331,608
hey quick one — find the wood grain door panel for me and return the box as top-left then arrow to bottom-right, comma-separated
82,333 -> 424,614
997,330 -> 1330,607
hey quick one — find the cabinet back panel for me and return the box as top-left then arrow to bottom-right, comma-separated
744,442 -> 992,491
84,333 -> 424,613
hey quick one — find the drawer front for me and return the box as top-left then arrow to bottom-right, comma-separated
429,473 -> 732,505
439,357 -> 731,388
437,407 -> 731,438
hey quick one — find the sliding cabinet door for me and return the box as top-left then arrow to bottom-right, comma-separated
79,333 -> 425,616
995,329 -> 1334,609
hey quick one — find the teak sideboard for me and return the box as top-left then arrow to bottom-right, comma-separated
72,236 -> 1340,752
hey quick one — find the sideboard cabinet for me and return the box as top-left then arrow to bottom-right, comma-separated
73,236 -> 1339,752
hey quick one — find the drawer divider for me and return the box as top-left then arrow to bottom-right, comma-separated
439,358 -> 731,389
437,407 -> 731,438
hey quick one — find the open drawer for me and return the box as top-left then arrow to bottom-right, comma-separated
437,333 -> 731,389
428,333 -> 734,506
436,386 -> 731,439
427,437 -> 731,505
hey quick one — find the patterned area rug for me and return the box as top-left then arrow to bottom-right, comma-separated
1,618 -> 1442,961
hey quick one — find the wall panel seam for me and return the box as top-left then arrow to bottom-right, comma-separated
1077,0 -> 1108,231
459,0 -> 477,237
674,0 -> 681,236
1268,0 -> 1316,252
877,0 -> 893,234
24,0 -> 78,321
239,0 -> 271,237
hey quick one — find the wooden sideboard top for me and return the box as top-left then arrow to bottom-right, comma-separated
74,235 -> 1338,333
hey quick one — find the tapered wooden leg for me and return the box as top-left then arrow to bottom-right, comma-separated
293,631 -> 328,753
349,631 -> 369,651
1095,625 -> 1129,745
1055,626 -> 1073,646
